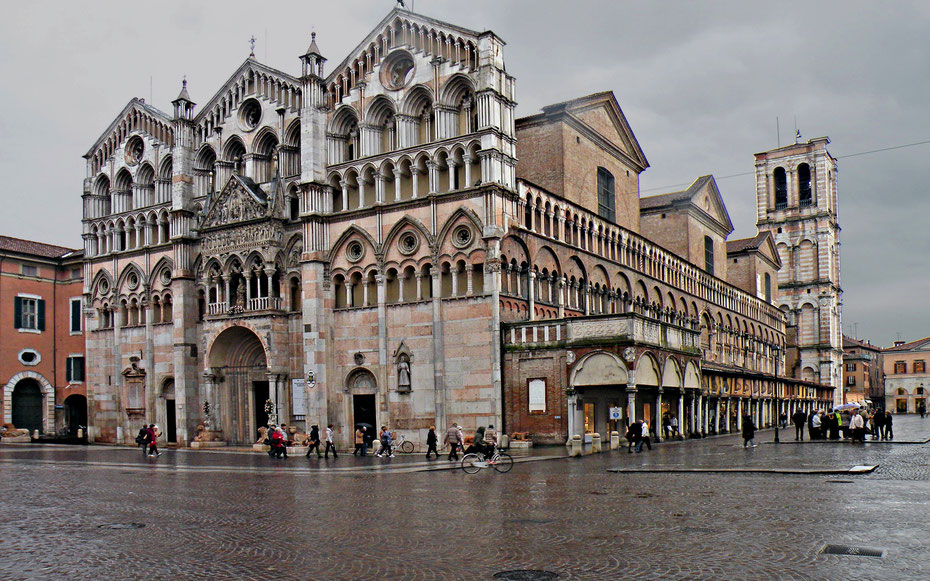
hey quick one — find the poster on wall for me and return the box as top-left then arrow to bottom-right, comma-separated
292,378 -> 306,416
529,379 -> 546,413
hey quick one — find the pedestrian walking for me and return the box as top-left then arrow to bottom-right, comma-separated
884,411 -> 894,439
625,420 -> 641,453
353,426 -> 367,456
811,410 -> 822,440
305,424 -> 322,458
635,420 -> 652,452
136,424 -> 150,454
792,410 -> 807,440
377,426 -> 394,458
147,424 -> 161,457
873,411 -> 886,440
324,423 -> 338,458
269,425 -> 287,458
425,425 -> 439,459
779,411 -> 788,429
444,422 -> 462,460
919,402 -> 926,419
742,415 -> 757,448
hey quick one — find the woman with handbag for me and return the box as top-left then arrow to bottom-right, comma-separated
305,425 -> 321,458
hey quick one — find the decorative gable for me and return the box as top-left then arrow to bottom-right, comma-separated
84,99 -> 174,176
201,175 -> 269,230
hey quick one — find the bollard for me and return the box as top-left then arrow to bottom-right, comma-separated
591,433 -> 601,453
569,434 -> 583,457
32,429 -> 40,439
610,431 -> 620,451
77,428 -> 84,439
499,434 -> 509,449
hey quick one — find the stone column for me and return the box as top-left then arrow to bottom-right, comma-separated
654,387 -> 663,442
340,179 -> 349,212
557,278 -> 565,318
393,168 -> 402,201
447,160 -> 457,191
465,266 -> 474,296
411,168 -> 420,199
397,274 -> 406,302
345,282 -> 353,307
358,177 -> 367,209
527,270 -> 536,321
427,160 -> 439,194
463,155 -> 473,187
677,393 -> 685,438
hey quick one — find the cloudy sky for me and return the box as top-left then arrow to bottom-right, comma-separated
1,0 -> 927,346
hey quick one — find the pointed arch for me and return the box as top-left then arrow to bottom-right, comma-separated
327,224 -> 380,264
148,256 -> 174,288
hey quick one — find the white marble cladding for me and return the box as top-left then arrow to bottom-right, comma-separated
506,313 -> 700,352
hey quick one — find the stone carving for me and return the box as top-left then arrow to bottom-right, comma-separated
201,180 -> 267,229
201,223 -> 283,254
397,358 -> 411,391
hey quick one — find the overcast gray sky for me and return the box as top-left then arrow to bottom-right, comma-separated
1,0 -> 927,346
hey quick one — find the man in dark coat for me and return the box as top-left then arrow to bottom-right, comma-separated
792,410 -> 807,441
742,415 -> 757,448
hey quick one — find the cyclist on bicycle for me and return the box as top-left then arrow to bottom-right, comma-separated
483,424 -> 498,460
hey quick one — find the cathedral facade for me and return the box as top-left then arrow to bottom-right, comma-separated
80,8 -> 833,448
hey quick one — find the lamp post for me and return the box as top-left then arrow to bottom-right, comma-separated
773,346 -> 781,443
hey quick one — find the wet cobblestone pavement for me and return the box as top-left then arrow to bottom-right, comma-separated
2,416 -> 929,580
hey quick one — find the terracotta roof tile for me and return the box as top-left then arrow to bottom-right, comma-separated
0,235 -> 78,259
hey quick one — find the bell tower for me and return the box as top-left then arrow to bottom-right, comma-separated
754,137 -> 842,404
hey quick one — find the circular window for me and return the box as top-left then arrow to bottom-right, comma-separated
346,240 -> 365,263
381,51 -> 416,90
451,225 -> 474,249
239,99 -> 263,132
18,349 -> 41,366
398,232 -> 420,255
159,269 -> 172,286
99,279 -> 110,294
125,136 -> 144,166
127,272 -> 139,291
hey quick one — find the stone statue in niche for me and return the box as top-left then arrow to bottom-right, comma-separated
397,357 -> 411,391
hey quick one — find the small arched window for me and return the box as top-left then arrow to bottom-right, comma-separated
597,167 -> 615,222
289,195 -> 300,221
798,163 -> 812,207
774,167 -> 787,209
704,236 -> 714,276
764,272 -> 772,302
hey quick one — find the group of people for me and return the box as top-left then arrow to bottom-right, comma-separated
350,425 -> 408,458
791,408 -> 894,442
660,414 -> 680,440
135,424 -> 161,457
625,419 -> 653,453
443,422 -> 497,461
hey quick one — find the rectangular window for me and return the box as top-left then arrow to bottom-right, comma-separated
528,378 -> 546,413
596,167 -> 616,223
21,264 -> 37,277
894,361 -> 906,374
704,236 -> 714,276
14,295 -> 45,331
70,298 -> 82,333
66,356 -> 85,382
915,360 -> 926,373
845,362 -> 856,372
846,376 -> 856,386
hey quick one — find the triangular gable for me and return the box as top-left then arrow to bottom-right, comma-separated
687,175 -> 734,235
565,93 -> 649,171
84,99 -> 174,173
756,232 -> 781,269
201,174 -> 269,229
194,59 -> 301,128
325,7 -> 483,87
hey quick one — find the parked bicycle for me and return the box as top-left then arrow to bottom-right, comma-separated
461,448 -> 513,474
391,433 -> 415,454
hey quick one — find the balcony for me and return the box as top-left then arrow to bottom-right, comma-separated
504,312 -> 700,353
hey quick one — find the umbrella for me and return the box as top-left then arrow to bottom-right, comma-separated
833,402 -> 861,411
354,422 -> 375,431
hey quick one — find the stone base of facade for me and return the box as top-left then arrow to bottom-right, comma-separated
508,440 -> 533,449
190,440 -> 227,449
1,435 -> 32,443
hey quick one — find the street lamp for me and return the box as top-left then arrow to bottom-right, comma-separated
773,346 -> 781,443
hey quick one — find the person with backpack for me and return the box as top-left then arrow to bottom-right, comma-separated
136,425 -> 149,454
305,424 -> 322,458
444,422 -> 462,460
376,426 -> 394,458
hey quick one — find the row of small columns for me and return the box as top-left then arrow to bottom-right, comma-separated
343,267 -> 478,307
89,220 -> 170,255
337,154 -> 478,211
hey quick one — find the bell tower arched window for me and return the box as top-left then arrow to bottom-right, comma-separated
798,163 -> 812,207
774,167 -> 787,209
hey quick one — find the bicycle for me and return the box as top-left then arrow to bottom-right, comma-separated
461,448 -> 513,474
376,433 -> 415,455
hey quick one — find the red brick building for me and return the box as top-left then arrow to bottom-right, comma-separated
1,236 -> 85,436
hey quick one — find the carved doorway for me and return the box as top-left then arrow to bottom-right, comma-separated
208,326 -> 268,445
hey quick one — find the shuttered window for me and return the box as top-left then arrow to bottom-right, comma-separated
14,296 -> 44,331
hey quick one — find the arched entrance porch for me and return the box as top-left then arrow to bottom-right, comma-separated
569,351 -> 629,443
207,325 -> 269,445
63,394 -> 87,436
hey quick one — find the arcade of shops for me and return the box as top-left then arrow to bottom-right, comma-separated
502,314 -> 834,444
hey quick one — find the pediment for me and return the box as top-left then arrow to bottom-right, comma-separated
690,176 -> 734,235
757,232 -> 782,268
201,175 -> 269,230
550,92 -> 649,172
194,59 -> 301,129
84,99 -> 174,173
